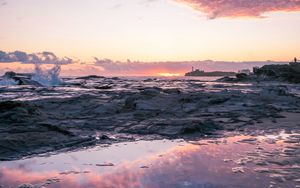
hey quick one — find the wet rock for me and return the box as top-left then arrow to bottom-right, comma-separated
179,121 -> 221,135
232,167 -> 245,173
216,62 -> 300,83
234,157 -> 253,165
0,101 -> 25,113
1,75 -> 300,162
16,77 -> 43,86
39,123 -> 75,136
236,73 -> 249,80
268,159 -> 291,166
238,138 -> 257,144
135,101 -> 160,111
95,85 -> 113,89
237,117 -> 252,122
18,183 -> 34,188
94,103 -> 121,114
182,103 -> 198,113
255,161 -> 268,166
0,101 -> 40,121
100,135 -> 110,140
215,118 -> 232,123
76,75 -> 105,79
223,159 -> 232,162
216,76 -> 235,82
180,125 -> 200,134
255,63 -> 300,83
254,168 -> 270,173
143,78 -> 155,82
2,71 -> 42,86
124,95 -> 138,110
140,87 -> 162,96
3,71 -> 17,78
163,88 -> 181,94
111,77 -> 120,80
208,97 -> 230,105
269,174 -> 286,182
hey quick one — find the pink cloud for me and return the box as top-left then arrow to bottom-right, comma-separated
176,0 -> 300,18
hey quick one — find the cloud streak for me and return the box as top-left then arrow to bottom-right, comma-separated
0,50 -> 288,76
175,0 -> 300,18
0,50 -> 74,64
94,58 -> 286,76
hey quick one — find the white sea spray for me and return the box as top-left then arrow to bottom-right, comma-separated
32,64 -> 62,86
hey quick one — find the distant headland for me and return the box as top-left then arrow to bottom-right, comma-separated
185,67 -> 236,77
217,57 -> 300,83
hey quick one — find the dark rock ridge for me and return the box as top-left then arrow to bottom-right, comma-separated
1,71 -> 42,86
76,75 -> 106,80
254,62 -> 300,83
218,62 -> 300,83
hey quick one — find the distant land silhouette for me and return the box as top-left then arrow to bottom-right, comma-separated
185,68 -> 236,77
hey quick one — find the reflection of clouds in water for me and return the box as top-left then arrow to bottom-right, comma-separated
0,167 -> 59,186
0,138 -> 272,188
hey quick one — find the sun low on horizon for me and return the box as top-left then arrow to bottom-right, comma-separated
0,0 -> 300,76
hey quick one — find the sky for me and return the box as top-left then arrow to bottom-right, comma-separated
0,0 -> 300,76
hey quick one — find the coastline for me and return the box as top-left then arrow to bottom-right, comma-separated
1,76 -> 300,161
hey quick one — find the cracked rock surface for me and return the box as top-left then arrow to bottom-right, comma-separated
1,76 -> 300,160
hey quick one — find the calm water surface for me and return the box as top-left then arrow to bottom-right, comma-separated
1,132 -> 299,188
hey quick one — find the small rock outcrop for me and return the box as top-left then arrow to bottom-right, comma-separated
254,63 -> 300,83
217,61 -> 300,83
1,71 -> 43,86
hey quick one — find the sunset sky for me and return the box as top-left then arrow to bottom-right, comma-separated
1,0 -> 300,75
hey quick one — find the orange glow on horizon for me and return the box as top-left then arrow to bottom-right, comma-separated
158,72 -> 181,77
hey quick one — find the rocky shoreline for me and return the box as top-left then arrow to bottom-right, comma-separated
1,72 -> 300,161
218,62 -> 300,83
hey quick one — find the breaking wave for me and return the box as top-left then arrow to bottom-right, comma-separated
32,64 -> 62,86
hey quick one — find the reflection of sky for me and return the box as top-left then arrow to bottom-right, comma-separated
1,135 -> 291,188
